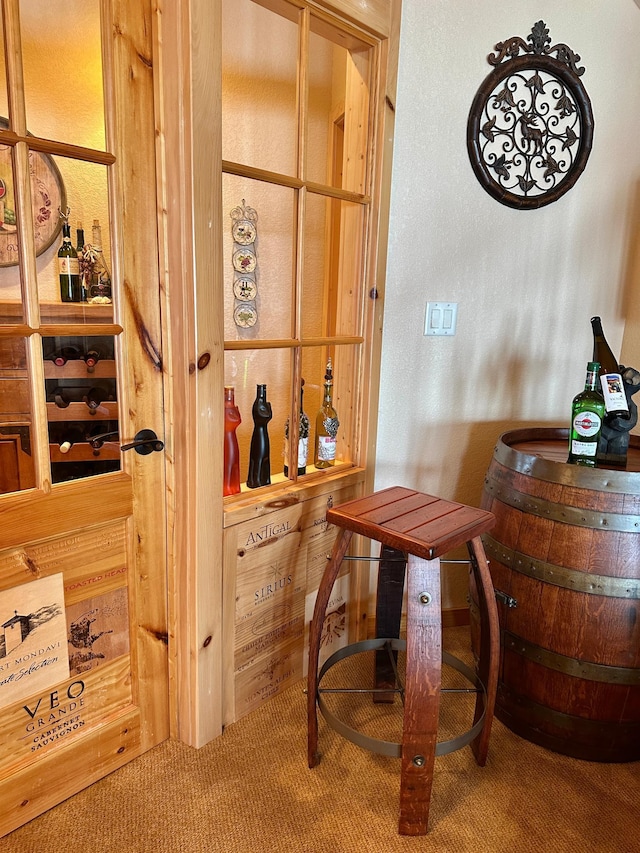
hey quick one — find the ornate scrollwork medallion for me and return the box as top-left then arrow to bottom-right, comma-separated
467,21 -> 594,209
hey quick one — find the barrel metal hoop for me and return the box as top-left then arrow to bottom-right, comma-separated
498,681 -> 640,740
493,430 -> 640,495
503,630 -> 640,685
483,480 -> 640,533
483,534 -> 640,600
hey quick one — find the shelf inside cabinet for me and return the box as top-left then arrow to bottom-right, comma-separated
44,360 -> 117,380
49,440 -> 120,463
46,401 -> 119,421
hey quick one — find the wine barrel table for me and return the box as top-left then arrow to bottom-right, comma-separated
477,428 -> 640,762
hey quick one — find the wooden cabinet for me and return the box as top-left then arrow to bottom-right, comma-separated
156,0 -> 401,745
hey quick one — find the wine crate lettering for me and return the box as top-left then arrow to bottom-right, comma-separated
0,650 -> 132,767
234,635 -> 302,720
66,587 -> 129,676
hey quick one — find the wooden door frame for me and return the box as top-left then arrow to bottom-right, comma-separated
153,0 -> 401,748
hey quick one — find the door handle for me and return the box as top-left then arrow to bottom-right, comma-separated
89,428 -> 164,455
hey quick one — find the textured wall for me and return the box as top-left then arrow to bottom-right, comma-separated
377,0 -> 640,606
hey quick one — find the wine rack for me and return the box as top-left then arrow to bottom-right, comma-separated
43,334 -> 121,481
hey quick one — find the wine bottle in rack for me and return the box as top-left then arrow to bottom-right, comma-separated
591,316 -> 630,420
76,222 -> 87,302
46,345 -> 82,366
51,387 -> 71,408
284,379 -> 309,476
84,386 -> 108,412
223,386 -> 242,496
84,348 -> 101,372
88,219 -> 112,303
58,220 -> 82,303
57,426 -> 87,454
247,384 -> 272,489
314,358 -> 340,469
567,361 -> 605,467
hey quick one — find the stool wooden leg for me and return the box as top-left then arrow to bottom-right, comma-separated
398,553 -> 442,836
467,535 -> 499,766
307,528 -> 353,769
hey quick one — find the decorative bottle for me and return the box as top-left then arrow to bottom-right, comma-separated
314,358 -> 340,469
58,220 -> 82,303
88,219 -> 112,304
247,384 -> 272,488
591,316 -> 630,420
223,386 -> 242,496
284,379 -> 309,476
567,361 -> 605,467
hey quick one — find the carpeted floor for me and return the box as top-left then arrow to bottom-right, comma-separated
3,627 -> 639,853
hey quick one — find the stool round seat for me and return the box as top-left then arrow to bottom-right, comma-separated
306,486 -> 499,836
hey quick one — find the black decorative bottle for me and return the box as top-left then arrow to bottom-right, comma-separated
247,384 -> 272,488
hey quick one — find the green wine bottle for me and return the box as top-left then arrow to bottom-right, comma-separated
567,361 -> 605,467
58,221 -> 82,303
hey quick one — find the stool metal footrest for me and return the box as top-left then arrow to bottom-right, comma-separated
317,637 -> 487,759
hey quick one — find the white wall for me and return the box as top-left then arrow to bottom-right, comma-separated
376,0 -> 640,605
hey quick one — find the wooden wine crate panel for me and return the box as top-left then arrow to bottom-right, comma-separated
225,478 -> 363,724
233,635 -> 303,720
0,378 -> 29,414
0,706 -> 140,837
0,336 -> 27,373
0,656 -> 132,771
0,521 -> 128,601
303,569 -> 351,677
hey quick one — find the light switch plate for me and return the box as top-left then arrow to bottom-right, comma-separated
424,302 -> 458,336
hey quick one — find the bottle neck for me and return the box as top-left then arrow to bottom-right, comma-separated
323,382 -> 333,406
585,368 -> 598,391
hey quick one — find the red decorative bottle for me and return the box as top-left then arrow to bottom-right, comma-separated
223,386 -> 242,496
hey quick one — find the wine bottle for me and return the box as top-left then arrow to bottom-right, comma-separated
57,426 -> 87,454
51,387 -> 70,408
47,345 -> 82,366
591,316 -> 630,420
567,361 -> 605,467
88,219 -> 112,304
284,379 -> 309,476
247,384 -> 272,488
76,222 -> 87,302
84,348 -> 101,372
314,358 -> 340,469
58,221 -> 82,303
223,386 -> 242,496
85,386 -> 108,412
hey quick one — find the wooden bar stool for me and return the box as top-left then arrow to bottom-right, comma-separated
307,486 -> 499,836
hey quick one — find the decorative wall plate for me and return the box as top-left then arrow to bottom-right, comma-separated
467,21 -> 594,209
232,247 -> 257,274
233,275 -> 258,301
233,303 -> 258,328
0,119 -> 66,266
232,219 -> 257,245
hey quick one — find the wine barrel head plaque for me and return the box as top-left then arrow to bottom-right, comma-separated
467,21 -> 594,209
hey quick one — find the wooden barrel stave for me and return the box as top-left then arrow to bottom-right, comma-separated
478,429 -> 640,762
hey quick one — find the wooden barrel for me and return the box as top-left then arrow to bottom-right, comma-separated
478,427 -> 640,762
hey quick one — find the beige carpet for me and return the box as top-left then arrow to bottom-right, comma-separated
3,628 -> 639,853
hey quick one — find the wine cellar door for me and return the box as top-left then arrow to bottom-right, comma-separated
0,0 -> 169,836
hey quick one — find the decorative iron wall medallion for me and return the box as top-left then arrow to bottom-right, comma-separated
467,21 -> 594,209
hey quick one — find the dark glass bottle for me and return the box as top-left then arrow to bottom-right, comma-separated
591,316 -> 630,420
85,386 -> 108,412
247,384 -> 272,489
76,222 -> 87,302
284,379 -> 309,476
51,386 -> 70,408
567,361 -> 605,467
47,345 -> 82,366
314,358 -> 340,469
58,221 -> 82,303
84,349 -> 101,372
223,386 -> 242,496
